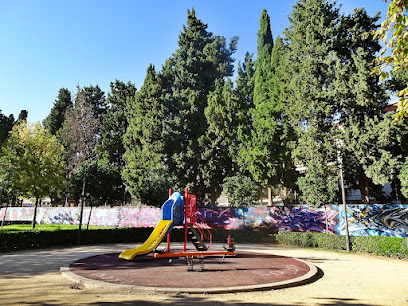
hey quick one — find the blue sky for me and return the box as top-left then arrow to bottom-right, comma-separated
0,0 -> 389,123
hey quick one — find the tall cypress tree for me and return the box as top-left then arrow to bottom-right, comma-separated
282,0 -> 342,206
239,10 -> 295,198
162,9 -> 237,195
253,9 -> 273,107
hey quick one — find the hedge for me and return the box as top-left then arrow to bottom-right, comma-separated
276,231 -> 408,259
0,227 -> 271,253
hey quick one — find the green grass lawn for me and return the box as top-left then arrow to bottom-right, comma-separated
0,224 -> 115,232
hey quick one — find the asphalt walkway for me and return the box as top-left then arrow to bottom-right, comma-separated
0,243 -> 407,305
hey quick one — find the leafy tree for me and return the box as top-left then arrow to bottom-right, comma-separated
79,85 -> 107,121
235,52 -> 255,142
399,156 -> 408,198
372,0 -> 408,121
0,122 -> 65,228
253,9 -> 273,108
63,88 -> 99,174
161,8 -> 237,195
17,110 -> 28,122
123,65 -> 170,204
337,8 -> 390,202
295,126 -> 340,206
69,159 -> 124,227
0,110 -> 14,146
222,174 -> 260,206
282,0 -> 342,205
388,69 -> 408,93
137,167 -> 175,207
43,88 -> 72,136
240,10 -> 296,200
98,80 -> 136,168
199,78 -> 240,200
62,87 -> 99,242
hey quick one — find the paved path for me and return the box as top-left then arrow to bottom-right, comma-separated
0,243 -> 407,305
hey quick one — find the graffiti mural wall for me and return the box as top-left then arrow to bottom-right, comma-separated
337,205 -> 408,237
1,204 -> 407,237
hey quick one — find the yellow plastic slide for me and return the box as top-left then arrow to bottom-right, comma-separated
118,220 -> 173,260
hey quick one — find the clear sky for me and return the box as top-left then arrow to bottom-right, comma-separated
0,0 -> 390,123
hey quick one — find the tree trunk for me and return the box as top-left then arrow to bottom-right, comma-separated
268,187 -> 272,206
358,167 -> 370,203
77,174 -> 87,245
86,205 -> 93,230
1,204 -> 8,229
32,197 -> 39,229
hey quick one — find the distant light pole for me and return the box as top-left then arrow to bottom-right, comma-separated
338,153 -> 350,252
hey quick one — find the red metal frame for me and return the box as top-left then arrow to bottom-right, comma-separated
154,250 -> 234,259
166,188 -> 173,253
183,187 -> 213,252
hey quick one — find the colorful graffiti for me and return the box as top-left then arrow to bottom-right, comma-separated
1,204 -> 407,237
337,205 -> 408,237
197,207 -> 238,229
265,206 -> 338,234
0,207 -> 35,222
40,207 -> 80,225
119,207 -> 161,228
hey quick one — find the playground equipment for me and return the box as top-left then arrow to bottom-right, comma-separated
119,188 -> 235,270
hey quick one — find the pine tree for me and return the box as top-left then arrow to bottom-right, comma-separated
98,80 -> 136,168
337,8 -> 390,202
282,0 -> 342,205
79,85 -> 107,121
43,88 -> 72,136
235,52 -> 255,144
199,78 -> 239,199
0,110 -> 14,147
122,65 -> 169,204
161,8 -> 237,194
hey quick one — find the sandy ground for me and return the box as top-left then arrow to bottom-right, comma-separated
0,243 -> 407,306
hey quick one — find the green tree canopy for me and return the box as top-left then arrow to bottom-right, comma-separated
0,121 -> 66,227
43,88 -> 72,136
161,8 -> 237,195
239,10 -> 297,198
372,0 -> 408,121
123,64 -> 169,203
282,0 -> 342,206
98,80 -> 136,168
222,174 -> 260,206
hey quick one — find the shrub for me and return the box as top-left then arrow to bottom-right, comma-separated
276,231 -> 408,259
0,227 -> 271,253
352,235 -> 408,259
276,231 -> 348,250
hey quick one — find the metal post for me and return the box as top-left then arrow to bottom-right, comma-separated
184,188 -> 189,252
340,159 -> 350,252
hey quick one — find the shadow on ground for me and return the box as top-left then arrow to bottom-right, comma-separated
16,295 -> 377,306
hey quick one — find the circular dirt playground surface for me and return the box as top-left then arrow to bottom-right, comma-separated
63,250 -> 318,293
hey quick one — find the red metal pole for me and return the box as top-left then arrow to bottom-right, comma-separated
167,232 -> 171,253
169,188 -> 172,197
184,187 -> 189,252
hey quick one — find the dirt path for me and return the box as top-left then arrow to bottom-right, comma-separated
0,243 -> 407,305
